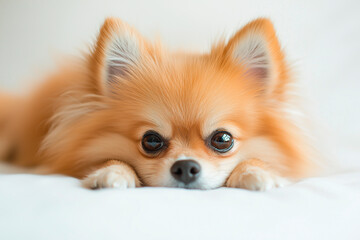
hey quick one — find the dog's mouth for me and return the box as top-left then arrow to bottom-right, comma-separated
162,177 -> 220,190
172,181 -> 204,190
150,159 -> 227,190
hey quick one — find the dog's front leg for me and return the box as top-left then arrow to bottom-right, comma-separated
82,160 -> 141,189
226,158 -> 290,191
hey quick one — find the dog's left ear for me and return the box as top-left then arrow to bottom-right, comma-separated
223,18 -> 288,94
90,17 -> 149,96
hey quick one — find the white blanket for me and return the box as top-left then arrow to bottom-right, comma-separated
0,169 -> 359,240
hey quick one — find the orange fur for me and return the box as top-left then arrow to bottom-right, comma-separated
0,18 -> 317,190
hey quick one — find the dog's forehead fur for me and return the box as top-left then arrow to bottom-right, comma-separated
110,53 -> 260,139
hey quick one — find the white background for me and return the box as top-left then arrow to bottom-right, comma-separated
1,0 -> 359,168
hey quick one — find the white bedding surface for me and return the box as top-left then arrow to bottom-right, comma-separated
0,147 -> 359,240
1,0 -> 360,239
0,171 -> 359,240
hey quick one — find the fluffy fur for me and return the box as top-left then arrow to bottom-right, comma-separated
0,18 -> 317,190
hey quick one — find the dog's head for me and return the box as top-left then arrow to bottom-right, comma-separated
88,17 -> 288,189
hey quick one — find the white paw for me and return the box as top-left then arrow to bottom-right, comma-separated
82,164 -> 140,189
226,167 -> 290,191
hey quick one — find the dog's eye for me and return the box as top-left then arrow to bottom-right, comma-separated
209,131 -> 234,153
142,131 -> 165,153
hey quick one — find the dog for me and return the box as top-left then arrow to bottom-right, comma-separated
0,17 -> 317,190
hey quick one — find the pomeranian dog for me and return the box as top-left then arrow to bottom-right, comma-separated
0,17 -> 317,190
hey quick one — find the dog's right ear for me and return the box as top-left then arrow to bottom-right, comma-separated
91,18 -> 148,96
215,18 -> 289,97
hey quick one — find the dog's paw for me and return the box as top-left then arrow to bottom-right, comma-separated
226,166 -> 290,191
82,164 -> 140,189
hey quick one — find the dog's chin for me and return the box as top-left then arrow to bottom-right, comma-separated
158,179 -> 223,190
172,182 -> 208,190
145,172 -> 228,190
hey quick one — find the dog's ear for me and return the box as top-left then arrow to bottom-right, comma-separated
222,18 -> 288,94
91,18 -> 148,96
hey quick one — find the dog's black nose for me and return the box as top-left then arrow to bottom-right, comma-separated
170,160 -> 201,184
